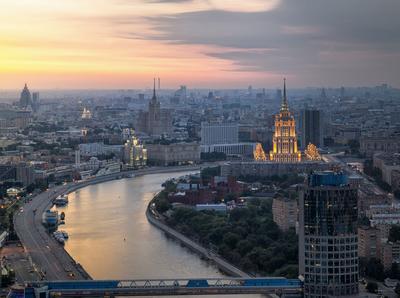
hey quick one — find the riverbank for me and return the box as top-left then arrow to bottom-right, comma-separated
15,165 -> 203,281
146,198 -> 251,278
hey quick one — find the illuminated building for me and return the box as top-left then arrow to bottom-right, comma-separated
124,131 -> 147,168
304,143 -> 321,161
253,143 -> 267,161
81,107 -> 92,119
269,79 -> 301,163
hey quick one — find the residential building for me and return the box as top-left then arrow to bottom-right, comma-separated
146,142 -> 200,166
358,226 -> 380,259
201,122 -> 239,145
123,132 -> 147,168
136,80 -> 173,136
19,84 -> 31,108
272,196 -> 297,231
300,109 -> 323,149
373,152 -> 400,190
360,133 -> 400,157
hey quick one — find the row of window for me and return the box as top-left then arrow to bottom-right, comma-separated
304,284 -> 358,297
305,236 -> 357,244
305,252 -> 358,259
305,266 -> 358,274
305,258 -> 358,266
305,244 -> 358,252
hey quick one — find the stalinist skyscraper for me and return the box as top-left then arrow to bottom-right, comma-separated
269,79 -> 301,163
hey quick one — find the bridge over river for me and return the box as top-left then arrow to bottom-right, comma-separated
9,278 -> 303,297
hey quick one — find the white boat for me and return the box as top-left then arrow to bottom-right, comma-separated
54,195 -> 69,206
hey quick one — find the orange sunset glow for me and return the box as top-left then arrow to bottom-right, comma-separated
1,0 -> 399,88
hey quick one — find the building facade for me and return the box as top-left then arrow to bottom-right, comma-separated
360,133 -> 400,157
200,122 -> 239,145
123,132 -> 147,168
269,79 -> 301,163
201,142 -> 256,157
300,109 -> 323,149
272,196 -> 297,231
136,81 -> 173,136
358,226 -> 380,259
146,142 -> 200,166
299,171 -> 359,297
19,84 -> 32,108
221,161 -> 334,177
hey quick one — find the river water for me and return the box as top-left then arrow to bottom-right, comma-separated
55,171 -> 261,298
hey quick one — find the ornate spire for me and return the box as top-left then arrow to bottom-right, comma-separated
152,78 -> 156,101
281,78 -> 289,111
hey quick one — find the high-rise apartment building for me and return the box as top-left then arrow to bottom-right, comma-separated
301,109 -> 323,149
269,79 -> 301,163
136,80 -> 173,136
19,84 -> 32,109
32,92 -> 40,112
299,171 -> 359,297
200,122 -> 239,145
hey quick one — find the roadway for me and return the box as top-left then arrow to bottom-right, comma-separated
14,184 -> 84,280
13,165 -> 205,282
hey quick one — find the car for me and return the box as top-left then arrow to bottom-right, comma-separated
68,272 -> 75,278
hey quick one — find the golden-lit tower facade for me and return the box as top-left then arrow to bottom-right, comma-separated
269,79 -> 301,163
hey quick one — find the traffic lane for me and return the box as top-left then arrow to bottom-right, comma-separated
0,243 -> 39,283
14,185 -> 81,280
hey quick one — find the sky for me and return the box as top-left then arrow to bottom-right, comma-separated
1,0 -> 399,89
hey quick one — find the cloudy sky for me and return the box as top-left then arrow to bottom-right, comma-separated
1,0 -> 399,89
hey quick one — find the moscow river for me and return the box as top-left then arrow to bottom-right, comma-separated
55,171 -> 261,298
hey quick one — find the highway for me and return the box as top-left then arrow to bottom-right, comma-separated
13,165 -> 205,281
14,184 -> 85,280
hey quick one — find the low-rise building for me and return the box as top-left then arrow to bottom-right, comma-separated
146,142 -> 200,166
360,134 -> 400,158
221,161 -> 334,177
272,196 -> 297,231
373,152 -> 400,190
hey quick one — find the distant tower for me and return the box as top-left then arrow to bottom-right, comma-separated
75,150 -> 81,168
19,84 -> 32,108
320,88 -> 327,99
158,78 -> 161,90
340,86 -> 345,98
248,85 -> 253,96
300,109 -> 323,149
269,79 -> 301,163
32,92 -> 40,112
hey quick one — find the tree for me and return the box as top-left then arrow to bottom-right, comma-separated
362,258 -> 384,281
347,139 -> 360,155
395,283 -> 400,296
366,282 -> 378,293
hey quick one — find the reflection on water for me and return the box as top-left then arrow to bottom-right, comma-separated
57,171 -> 261,297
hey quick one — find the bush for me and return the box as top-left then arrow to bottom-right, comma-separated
366,282 -> 378,293
168,196 -> 298,277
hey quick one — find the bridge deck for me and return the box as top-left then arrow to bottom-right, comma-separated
21,278 -> 303,297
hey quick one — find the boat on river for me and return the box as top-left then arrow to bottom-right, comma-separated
42,210 -> 58,227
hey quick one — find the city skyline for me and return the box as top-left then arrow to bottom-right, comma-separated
1,0 -> 400,89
